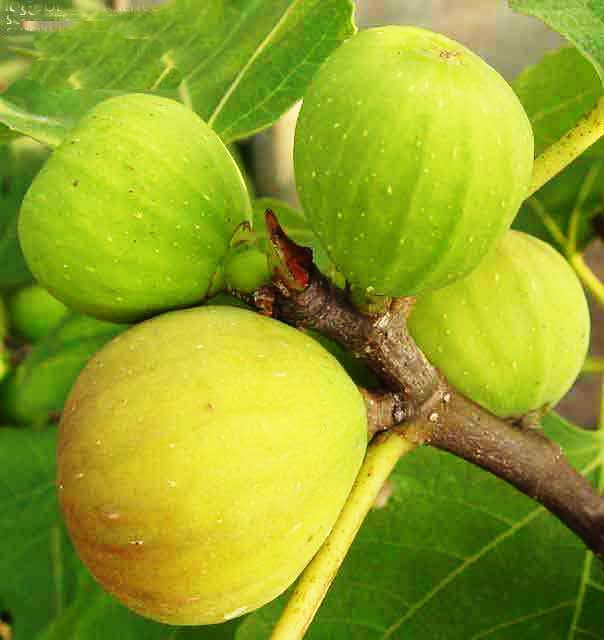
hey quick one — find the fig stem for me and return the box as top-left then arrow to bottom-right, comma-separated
598,378 -> 604,432
270,432 -> 416,640
569,253 -> 604,304
527,98 -> 604,198
583,357 -> 604,374
258,212 -> 604,557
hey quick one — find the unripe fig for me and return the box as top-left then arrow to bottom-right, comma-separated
7,284 -> 68,342
58,306 -> 367,625
19,94 -> 252,322
0,313 -> 125,425
295,27 -> 534,296
408,231 -> 590,418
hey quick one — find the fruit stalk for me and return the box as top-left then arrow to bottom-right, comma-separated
270,432 -> 416,640
569,253 -> 604,305
528,98 -> 604,198
257,212 -> 604,557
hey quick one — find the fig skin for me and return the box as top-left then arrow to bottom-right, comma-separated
294,26 -> 534,297
19,94 -> 252,323
58,306 -> 367,625
408,231 -> 590,418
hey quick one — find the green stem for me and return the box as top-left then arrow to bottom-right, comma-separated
527,98 -> 604,198
599,377 -> 604,431
583,357 -> 604,374
567,161 -> 603,254
526,197 -> 566,249
270,432 -> 416,640
569,253 -> 604,304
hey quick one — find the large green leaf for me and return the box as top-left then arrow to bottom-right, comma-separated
509,0 -> 604,84
37,569 -> 240,640
0,427 -> 81,640
24,0 -> 355,143
512,47 -> 604,251
238,413 -> 604,639
0,79 -> 110,146
509,0 -> 604,81
514,47 -> 603,158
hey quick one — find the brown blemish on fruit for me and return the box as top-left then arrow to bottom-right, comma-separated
439,49 -> 462,63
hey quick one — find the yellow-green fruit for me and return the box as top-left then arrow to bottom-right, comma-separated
58,306 -> 367,625
19,94 -> 251,322
7,284 -> 68,342
408,231 -> 590,418
294,26 -> 534,296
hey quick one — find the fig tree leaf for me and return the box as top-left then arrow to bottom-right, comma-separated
0,78 -> 112,146
0,136 -> 48,292
238,413 -> 604,639
0,93 -> 67,147
509,0 -> 604,84
512,47 -> 604,251
513,47 -> 603,158
37,567 -> 241,640
26,0 -> 356,143
0,427 -> 81,640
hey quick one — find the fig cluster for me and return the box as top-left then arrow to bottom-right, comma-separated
14,24 -> 591,628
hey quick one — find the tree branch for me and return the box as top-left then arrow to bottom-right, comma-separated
254,210 -> 604,557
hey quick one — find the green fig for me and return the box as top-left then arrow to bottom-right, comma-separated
408,231 -> 590,418
7,284 -> 68,342
1,313 -> 126,425
19,93 -> 251,323
58,306 -> 367,625
294,26 -> 534,297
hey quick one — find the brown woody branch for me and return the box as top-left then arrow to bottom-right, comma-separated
253,210 -> 604,557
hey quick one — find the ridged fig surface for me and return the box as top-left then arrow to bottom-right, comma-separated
294,27 -> 534,296
408,231 -> 590,418
58,306 -> 367,625
19,94 -> 251,322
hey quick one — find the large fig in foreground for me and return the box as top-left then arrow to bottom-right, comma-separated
58,306 -> 367,625
408,231 -> 590,418
19,94 -> 251,322
295,26 -> 534,297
